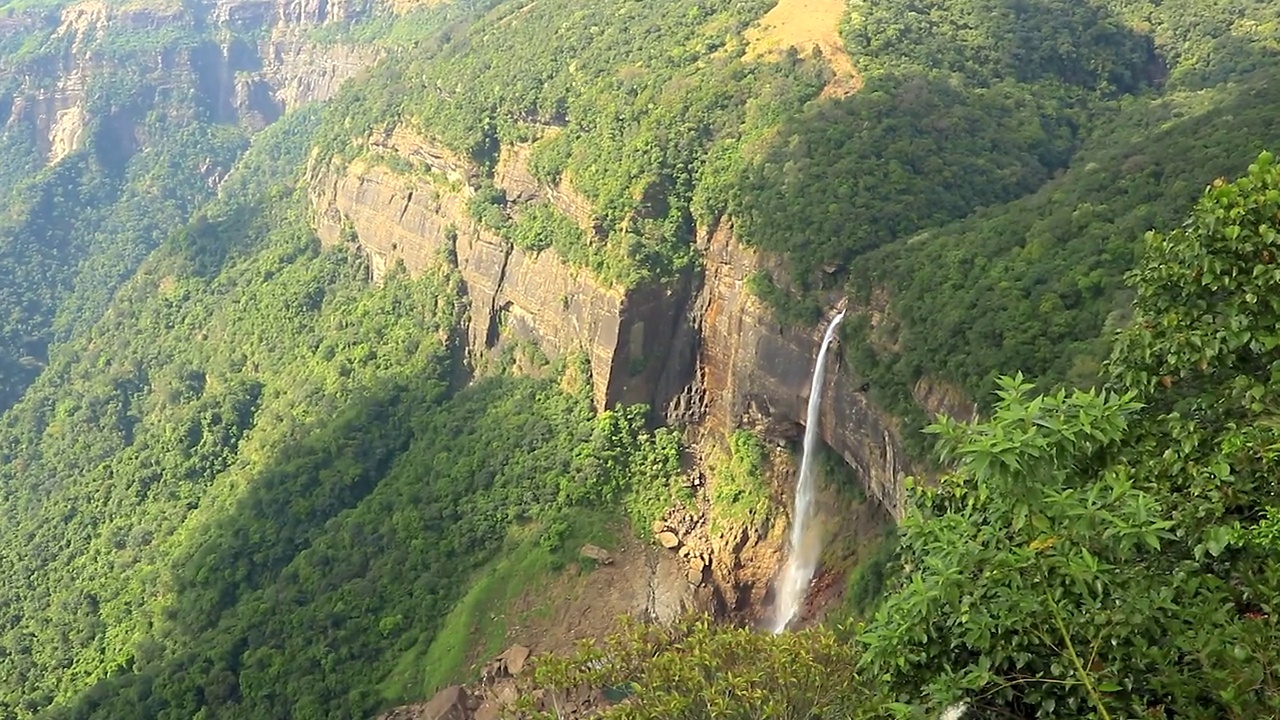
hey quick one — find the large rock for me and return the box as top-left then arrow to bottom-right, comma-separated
493,680 -> 520,706
498,644 -> 531,676
579,544 -> 614,565
656,531 -> 681,549
422,686 -> 468,720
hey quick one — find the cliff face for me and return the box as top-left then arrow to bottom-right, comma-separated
309,129 -> 691,412
1,0 -> 380,164
210,0 -> 381,114
684,223 -> 912,520
309,129 -> 930,522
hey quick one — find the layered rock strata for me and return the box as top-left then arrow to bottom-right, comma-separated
308,129 -> 936,522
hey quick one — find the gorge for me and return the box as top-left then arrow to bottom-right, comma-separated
1,0 -> 1279,718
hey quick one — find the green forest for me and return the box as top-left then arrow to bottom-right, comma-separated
0,0 -> 1277,718
530,153 -> 1280,719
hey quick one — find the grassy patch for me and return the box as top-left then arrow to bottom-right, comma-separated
743,0 -> 861,95
709,430 -> 773,534
838,527 -> 899,621
821,444 -> 866,503
379,511 -> 621,701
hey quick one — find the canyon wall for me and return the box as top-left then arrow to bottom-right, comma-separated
309,130 -> 692,412
308,129 -> 945,521
682,223 -> 912,520
1,0 -> 380,164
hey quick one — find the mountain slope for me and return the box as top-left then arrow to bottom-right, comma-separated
0,0 -> 1276,718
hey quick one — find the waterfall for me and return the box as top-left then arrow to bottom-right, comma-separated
772,309 -> 846,633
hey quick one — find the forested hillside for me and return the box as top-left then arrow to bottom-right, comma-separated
0,109 -> 687,718
0,4 -> 251,413
733,0 -> 1280,424
0,0 -> 1277,718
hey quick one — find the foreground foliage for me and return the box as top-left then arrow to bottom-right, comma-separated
546,154 -> 1280,720
863,153 -> 1280,719
531,618 -> 869,720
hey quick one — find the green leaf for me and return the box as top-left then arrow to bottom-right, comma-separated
1098,682 -> 1122,693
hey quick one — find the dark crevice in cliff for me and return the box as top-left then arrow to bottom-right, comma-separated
650,272 -> 705,426
397,190 -> 414,225
484,241 -> 515,349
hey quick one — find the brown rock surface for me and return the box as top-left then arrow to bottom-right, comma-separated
309,135 -> 692,411
499,644 -> 531,676
687,222 -> 916,520
423,685 -> 468,720
656,531 -> 680,549
578,544 -> 613,565
4,0 -> 381,167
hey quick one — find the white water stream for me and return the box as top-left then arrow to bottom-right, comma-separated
771,309 -> 846,633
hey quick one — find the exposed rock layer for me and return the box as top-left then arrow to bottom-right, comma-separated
1,0 -> 381,163
687,222 -> 912,519
309,138 -> 690,412
309,129 -> 936,522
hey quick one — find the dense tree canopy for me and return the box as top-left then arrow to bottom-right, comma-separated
539,152 -> 1280,720
731,0 -> 1280,427
1,1 -> 1278,718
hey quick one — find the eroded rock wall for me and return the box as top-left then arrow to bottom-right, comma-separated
309,130 -> 922,521
1,0 -> 380,164
681,222 -> 912,520
308,132 -> 690,412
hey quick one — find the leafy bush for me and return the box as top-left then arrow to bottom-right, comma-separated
508,203 -> 582,254
708,430 -> 773,534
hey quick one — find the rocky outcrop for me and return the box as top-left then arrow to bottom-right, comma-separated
5,2 -> 102,164
309,131 -> 691,412
385,667 -> 610,720
261,38 -> 379,111
681,222 -> 914,520
1,0 -> 382,164
578,544 -> 613,565
310,129 -> 925,520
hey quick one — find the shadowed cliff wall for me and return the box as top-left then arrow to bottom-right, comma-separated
307,129 -> 962,521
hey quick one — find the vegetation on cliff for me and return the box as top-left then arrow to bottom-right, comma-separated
0,112 -> 687,718
1,1 -> 1279,719
315,0 -> 830,287
537,152 -> 1280,720
738,0 -> 1280,416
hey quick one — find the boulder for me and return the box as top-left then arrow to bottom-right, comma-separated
689,555 -> 705,574
499,644 -> 532,676
687,567 -> 704,585
656,531 -> 680,549
579,544 -> 614,565
494,680 -> 520,706
479,657 -> 503,682
423,686 -> 468,720
474,701 -> 500,720
651,520 -> 668,535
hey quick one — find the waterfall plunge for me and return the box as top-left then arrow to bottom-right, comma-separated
772,309 -> 846,633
